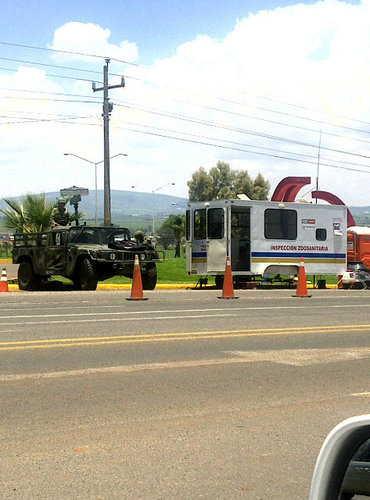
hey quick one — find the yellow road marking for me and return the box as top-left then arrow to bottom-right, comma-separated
0,324 -> 369,351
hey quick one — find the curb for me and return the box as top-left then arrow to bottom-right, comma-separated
4,283 -> 195,292
98,283 -> 192,290
4,283 -> 339,292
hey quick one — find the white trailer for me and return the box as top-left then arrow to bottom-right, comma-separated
185,199 -> 347,286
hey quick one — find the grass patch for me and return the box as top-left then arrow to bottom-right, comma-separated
5,246 -> 340,287
104,254 -> 200,284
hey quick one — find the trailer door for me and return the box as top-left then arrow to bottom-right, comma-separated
230,207 -> 251,272
185,210 -> 192,273
206,207 -> 227,272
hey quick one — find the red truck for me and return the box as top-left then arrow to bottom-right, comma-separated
347,226 -> 370,269
342,226 -> 370,288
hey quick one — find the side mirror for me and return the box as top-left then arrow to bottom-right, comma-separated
341,437 -> 370,498
309,415 -> 370,500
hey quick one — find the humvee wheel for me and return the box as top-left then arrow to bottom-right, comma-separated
141,262 -> 157,290
77,258 -> 98,291
18,260 -> 41,291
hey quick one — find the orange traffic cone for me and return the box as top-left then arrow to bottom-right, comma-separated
293,257 -> 311,298
126,255 -> 148,301
218,256 -> 238,299
0,268 -> 9,292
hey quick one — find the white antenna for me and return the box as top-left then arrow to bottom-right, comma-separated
315,129 -> 322,204
237,194 -> 251,200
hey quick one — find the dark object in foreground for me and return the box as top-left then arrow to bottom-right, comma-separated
12,226 -> 164,291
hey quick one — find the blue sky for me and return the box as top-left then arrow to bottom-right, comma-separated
0,0 -> 369,207
2,0 -> 345,63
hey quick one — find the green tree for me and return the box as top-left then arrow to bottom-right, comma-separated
187,167 -> 214,202
187,161 -> 270,201
252,172 -> 270,200
159,214 -> 185,257
0,194 -> 81,233
1,194 -> 54,233
156,224 -> 174,250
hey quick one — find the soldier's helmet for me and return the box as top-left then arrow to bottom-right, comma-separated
58,198 -> 66,204
134,230 -> 144,242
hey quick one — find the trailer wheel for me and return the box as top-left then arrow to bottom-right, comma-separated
76,258 -> 98,291
18,260 -> 41,291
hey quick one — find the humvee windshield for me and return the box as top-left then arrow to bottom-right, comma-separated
69,227 -> 131,245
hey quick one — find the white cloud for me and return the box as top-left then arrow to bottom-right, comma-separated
50,22 -> 139,63
1,1 -> 370,209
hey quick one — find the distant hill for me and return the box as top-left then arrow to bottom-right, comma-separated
0,191 -> 368,227
350,206 -> 370,226
0,190 -> 188,222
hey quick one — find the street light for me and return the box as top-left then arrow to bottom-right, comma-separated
152,182 -> 175,239
64,153 -> 127,225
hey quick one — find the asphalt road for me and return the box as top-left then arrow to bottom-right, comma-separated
0,289 -> 369,499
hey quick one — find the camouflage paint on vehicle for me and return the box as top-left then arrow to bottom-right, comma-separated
12,226 -> 163,291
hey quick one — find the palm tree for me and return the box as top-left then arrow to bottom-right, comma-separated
1,194 -> 54,233
161,214 -> 185,257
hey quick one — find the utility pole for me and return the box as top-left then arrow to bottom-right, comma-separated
315,129 -> 322,205
92,59 -> 125,226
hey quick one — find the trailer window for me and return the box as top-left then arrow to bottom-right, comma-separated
231,211 -> 250,239
185,210 -> 190,241
316,228 -> 327,241
194,209 -> 206,240
265,209 -> 297,239
208,208 -> 224,239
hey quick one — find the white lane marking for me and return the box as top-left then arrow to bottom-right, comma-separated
1,303 -> 369,320
0,357 -> 262,381
351,392 -> 370,397
1,348 -> 369,382
0,329 -> 25,334
224,348 -> 370,366
1,308 -> 238,319
0,313 -> 236,327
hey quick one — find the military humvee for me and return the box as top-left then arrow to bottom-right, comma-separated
12,226 -> 163,291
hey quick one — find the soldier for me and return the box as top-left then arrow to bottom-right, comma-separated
52,198 -> 70,226
134,230 -> 144,244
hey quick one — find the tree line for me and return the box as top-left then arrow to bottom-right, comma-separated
188,161 -> 269,202
159,161 -> 269,256
1,162 -> 270,256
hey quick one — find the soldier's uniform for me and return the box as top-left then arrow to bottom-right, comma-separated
52,199 -> 70,226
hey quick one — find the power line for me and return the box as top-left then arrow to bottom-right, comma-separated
120,69 -> 370,131
116,124 -> 370,174
237,88 -> 370,128
2,51 -> 370,140
0,40 -> 139,66
172,97 -> 370,143
1,47 -> 370,173
0,113 -> 97,125
0,56 -> 103,76
115,119 -> 370,170
1,101 -> 369,174
0,86 -> 100,101
5,73 -> 369,144
0,65 -> 102,84
113,100 -> 370,160
2,90 -> 370,167
0,93 -> 99,104
3,38 -> 370,132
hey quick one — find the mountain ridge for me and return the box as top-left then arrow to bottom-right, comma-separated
0,190 -> 188,220
0,190 -> 368,225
